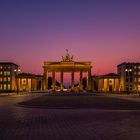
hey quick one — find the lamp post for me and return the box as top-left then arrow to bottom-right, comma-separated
14,68 -> 20,94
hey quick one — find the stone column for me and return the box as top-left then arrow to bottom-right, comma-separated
87,69 -> 91,91
26,78 -> 28,91
19,78 -> 22,91
107,78 -> 109,92
79,71 -> 83,91
34,78 -> 36,91
41,79 -> 43,91
44,71 -> 48,90
102,78 -> 104,92
86,71 -> 88,90
60,71 -> 64,91
52,71 -> 56,91
114,78 -> 115,92
71,71 -> 74,91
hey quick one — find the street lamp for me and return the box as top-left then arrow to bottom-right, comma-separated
14,68 -> 20,94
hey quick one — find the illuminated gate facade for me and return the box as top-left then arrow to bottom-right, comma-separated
43,50 -> 92,91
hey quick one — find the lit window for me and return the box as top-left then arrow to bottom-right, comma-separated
4,72 -> 7,76
138,85 -> 140,91
8,77 -> 10,81
0,71 -> 2,75
8,84 -> 10,90
0,66 -> 2,69
3,71 -> 10,76
138,78 -> 140,82
4,77 -> 6,82
0,78 -> 2,81
6,71 -> 10,75
134,66 -> 137,69
139,66 -> 140,69
138,72 -> 140,75
134,78 -> 137,82
134,72 -> 137,75
4,84 -> 6,90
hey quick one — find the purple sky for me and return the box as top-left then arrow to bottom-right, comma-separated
0,0 -> 140,76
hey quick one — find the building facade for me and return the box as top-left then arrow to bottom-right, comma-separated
117,62 -> 140,92
1,60 -> 140,93
0,62 -> 19,92
97,73 -> 120,92
17,73 -> 43,92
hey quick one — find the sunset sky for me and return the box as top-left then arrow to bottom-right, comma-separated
0,0 -> 140,76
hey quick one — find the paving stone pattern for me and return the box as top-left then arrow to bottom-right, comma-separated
0,94 -> 140,140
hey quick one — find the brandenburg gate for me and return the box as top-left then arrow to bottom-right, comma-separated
43,50 -> 92,91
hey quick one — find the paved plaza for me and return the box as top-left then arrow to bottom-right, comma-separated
0,93 -> 140,140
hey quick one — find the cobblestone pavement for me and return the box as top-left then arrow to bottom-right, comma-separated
0,93 -> 140,140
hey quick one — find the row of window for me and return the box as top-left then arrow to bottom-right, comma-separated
134,78 -> 140,82
126,78 -> 140,83
126,78 -> 133,82
0,66 -> 11,69
126,85 -> 132,91
134,72 -> 140,75
0,77 -> 11,82
126,66 -> 140,69
0,84 -> 11,90
134,66 -> 140,69
0,71 -> 11,75
125,71 -> 133,76
125,71 -> 140,76
125,84 -> 140,91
